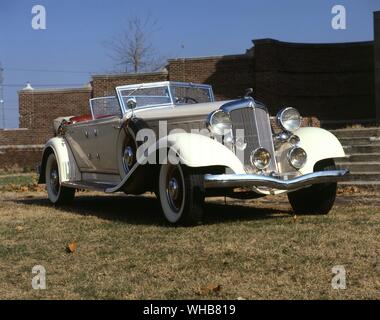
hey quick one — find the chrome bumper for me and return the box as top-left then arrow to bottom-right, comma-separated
204,170 -> 349,190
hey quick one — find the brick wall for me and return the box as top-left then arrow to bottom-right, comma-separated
0,129 -> 46,170
167,55 -> 254,101
19,86 -> 93,133
92,70 -> 168,97
0,146 -> 42,170
0,87 -> 92,170
0,128 -> 49,146
253,39 -> 375,124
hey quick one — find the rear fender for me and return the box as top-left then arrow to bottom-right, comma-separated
38,137 -> 81,184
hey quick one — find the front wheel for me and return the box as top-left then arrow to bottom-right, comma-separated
45,153 -> 75,205
158,164 -> 205,226
287,159 -> 337,215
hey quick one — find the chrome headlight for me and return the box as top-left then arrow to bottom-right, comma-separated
288,147 -> 307,169
208,110 -> 232,135
250,148 -> 271,170
277,107 -> 301,132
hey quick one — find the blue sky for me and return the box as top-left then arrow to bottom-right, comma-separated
0,0 -> 380,128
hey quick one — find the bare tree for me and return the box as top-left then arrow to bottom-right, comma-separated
105,16 -> 166,73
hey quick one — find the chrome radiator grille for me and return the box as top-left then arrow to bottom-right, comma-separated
230,106 -> 277,172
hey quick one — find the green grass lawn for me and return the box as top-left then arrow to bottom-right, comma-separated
0,184 -> 379,300
0,173 -> 37,188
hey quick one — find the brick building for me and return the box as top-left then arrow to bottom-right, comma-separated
1,12 -> 379,170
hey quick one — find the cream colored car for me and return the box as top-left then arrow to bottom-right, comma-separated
38,81 -> 349,226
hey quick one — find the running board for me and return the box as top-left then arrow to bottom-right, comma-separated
62,161 -> 140,193
61,181 -> 117,192
61,163 -> 139,193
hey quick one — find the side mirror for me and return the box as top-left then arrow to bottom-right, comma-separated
127,98 -> 137,110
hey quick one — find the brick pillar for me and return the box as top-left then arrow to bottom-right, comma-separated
252,39 -> 279,111
375,11 -> 380,124
18,87 -> 34,129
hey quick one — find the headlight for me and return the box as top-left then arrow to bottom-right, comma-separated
277,107 -> 301,132
208,110 -> 232,135
250,148 -> 271,170
288,147 -> 307,169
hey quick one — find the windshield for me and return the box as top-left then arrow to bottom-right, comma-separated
119,86 -> 172,110
170,85 -> 213,105
117,82 -> 214,111
90,96 -> 121,119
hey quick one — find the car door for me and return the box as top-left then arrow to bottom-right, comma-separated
86,116 -> 122,174
65,120 -> 96,171
65,116 -> 121,174
87,96 -> 124,174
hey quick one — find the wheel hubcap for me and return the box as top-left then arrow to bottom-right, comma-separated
168,178 -> 179,200
50,167 -> 59,195
166,166 -> 184,213
123,146 -> 134,171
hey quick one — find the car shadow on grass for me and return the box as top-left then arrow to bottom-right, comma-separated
14,193 -> 292,226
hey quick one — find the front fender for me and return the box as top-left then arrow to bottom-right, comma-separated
168,133 -> 245,173
295,127 -> 346,175
38,137 -> 80,184
146,133 -> 245,174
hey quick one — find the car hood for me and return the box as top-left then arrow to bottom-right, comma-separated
132,101 -> 231,121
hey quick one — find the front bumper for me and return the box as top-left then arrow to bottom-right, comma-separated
204,170 -> 349,190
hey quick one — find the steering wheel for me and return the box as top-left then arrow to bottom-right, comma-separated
176,96 -> 198,104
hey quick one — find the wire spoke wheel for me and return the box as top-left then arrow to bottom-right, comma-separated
165,165 -> 185,213
49,161 -> 60,196
122,145 -> 136,173
45,153 -> 75,205
158,163 -> 205,226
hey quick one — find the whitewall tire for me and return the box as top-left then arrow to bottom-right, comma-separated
45,153 -> 75,205
158,164 -> 205,226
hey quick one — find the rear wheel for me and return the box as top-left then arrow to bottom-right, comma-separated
45,153 -> 75,205
287,159 -> 337,215
158,164 -> 205,226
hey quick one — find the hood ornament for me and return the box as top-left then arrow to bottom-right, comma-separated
244,88 -> 253,98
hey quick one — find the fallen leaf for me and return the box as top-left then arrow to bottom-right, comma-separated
66,242 -> 77,253
198,284 -> 221,296
15,226 -> 24,231
338,186 -> 360,195
237,297 -> 246,300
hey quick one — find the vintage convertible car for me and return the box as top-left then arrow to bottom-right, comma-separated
38,81 -> 349,225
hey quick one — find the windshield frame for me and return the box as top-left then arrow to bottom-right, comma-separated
89,96 -> 121,120
115,81 -> 215,115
